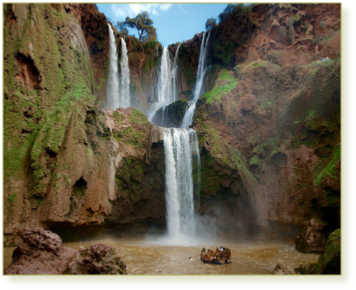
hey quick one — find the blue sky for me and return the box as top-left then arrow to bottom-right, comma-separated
96,3 -> 227,46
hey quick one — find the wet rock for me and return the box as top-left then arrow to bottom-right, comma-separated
295,218 -> 327,253
296,228 -> 340,274
272,263 -> 299,275
66,244 -> 127,275
4,228 -> 76,275
4,229 -> 127,275
316,229 -> 340,274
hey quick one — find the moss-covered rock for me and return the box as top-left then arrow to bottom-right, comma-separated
296,229 -> 340,274
151,99 -> 188,127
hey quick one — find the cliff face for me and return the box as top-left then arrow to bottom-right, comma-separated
3,3 -> 340,246
192,4 -> 340,238
3,3 -> 165,246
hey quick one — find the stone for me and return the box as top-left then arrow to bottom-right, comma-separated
4,229 -> 127,275
4,228 -> 76,275
272,263 -> 299,275
295,218 -> 327,253
66,244 -> 127,275
295,229 -> 340,274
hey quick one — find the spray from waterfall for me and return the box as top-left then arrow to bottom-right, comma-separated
106,24 -> 120,110
181,32 -> 210,128
120,38 -> 130,108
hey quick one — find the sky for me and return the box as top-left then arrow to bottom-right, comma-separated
96,3 -> 227,46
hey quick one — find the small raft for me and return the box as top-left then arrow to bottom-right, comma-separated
200,248 -> 232,265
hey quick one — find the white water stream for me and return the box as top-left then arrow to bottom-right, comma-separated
106,24 -> 120,110
120,38 -> 130,108
181,32 -> 210,128
162,128 -> 199,238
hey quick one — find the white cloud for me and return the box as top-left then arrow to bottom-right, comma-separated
111,4 -> 172,19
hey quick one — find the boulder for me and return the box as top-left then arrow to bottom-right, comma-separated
4,228 -> 76,275
295,228 -> 340,274
272,263 -> 298,275
4,229 -> 127,275
316,229 -> 340,274
66,244 -> 127,275
295,218 -> 327,253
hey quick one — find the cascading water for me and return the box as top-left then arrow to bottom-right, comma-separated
146,42 -> 208,242
106,24 -> 120,110
181,32 -> 210,128
147,47 -> 173,121
171,43 -> 181,102
120,38 -> 130,108
163,128 -> 199,237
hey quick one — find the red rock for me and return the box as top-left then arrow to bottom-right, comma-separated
4,229 -> 127,275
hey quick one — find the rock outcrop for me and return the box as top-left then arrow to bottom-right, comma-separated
296,229 -> 340,274
4,228 -> 127,275
3,3 -> 165,246
295,218 -> 327,253
65,243 -> 127,275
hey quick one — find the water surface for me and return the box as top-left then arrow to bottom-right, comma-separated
4,237 -> 318,275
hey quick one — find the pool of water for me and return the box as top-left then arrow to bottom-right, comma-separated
3,236 -> 319,275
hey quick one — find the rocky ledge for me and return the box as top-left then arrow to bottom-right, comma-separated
4,228 -> 127,275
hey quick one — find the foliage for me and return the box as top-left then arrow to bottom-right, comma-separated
314,144 -> 340,186
202,69 -> 237,104
218,3 -> 254,23
205,17 -> 217,31
117,22 -> 129,37
117,11 -> 157,41
7,193 -> 18,206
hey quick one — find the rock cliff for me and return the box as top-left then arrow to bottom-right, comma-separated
3,3 -> 165,246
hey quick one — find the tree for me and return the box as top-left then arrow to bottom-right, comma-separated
205,17 -> 217,31
116,21 -> 129,38
117,11 -> 157,41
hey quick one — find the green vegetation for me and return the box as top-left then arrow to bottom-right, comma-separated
113,127 -> 146,149
129,108 -> 147,125
202,69 -> 237,104
314,144 -> 340,186
3,3 -> 97,201
7,193 -> 18,206
249,155 -> 259,166
116,157 -> 146,200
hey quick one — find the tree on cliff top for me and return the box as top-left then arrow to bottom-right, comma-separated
205,17 -> 217,31
117,11 -> 157,41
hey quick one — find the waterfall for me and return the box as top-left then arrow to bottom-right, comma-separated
120,38 -> 130,108
172,43 -> 181,102
106,24 -> 120,110
163,128 -> 199,237
147,45 -> 182,123
147,47 -> 173,121
181,101 -> 196,129
181,32 -> 210,128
